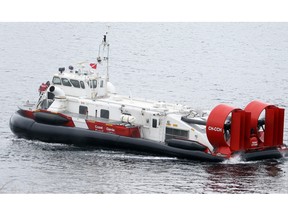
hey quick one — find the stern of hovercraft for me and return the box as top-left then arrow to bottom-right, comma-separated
206,100 -> 285,160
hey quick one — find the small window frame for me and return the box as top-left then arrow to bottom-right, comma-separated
70,79 -> 80,88
52,76 -> 61,85
93,80 -> 97,88
152,119 -> 158,128
79,105 -> 88,115
80,81 -> 85,89
100,109 -> 109,119
61,78 -> 72,87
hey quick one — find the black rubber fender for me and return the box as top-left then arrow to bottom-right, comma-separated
9,111 -> 225,162
9,110 -> 35,139
117,136 -> 224,162
243,148 -> 283,161
166,139 -> 207,151
33,111 -> 69,125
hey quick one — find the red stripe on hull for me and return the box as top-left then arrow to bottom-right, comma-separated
86,120 -> 140,138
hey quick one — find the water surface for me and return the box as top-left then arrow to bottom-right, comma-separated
1,23 -> 288,193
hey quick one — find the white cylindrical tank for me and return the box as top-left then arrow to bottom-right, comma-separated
121,114 -> 136,124
49,86 -> 66,98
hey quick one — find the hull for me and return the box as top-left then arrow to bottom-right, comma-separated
9,110 -> 287,162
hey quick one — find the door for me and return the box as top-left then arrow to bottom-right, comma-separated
141,111 -> 164,142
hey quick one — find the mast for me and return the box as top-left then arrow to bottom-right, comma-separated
97,28 -> 110,81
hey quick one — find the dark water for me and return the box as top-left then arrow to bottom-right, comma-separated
1,23 -> 288,193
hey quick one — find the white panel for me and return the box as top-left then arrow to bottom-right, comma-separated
72,118 -> 89,129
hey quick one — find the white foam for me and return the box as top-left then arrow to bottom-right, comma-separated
221,154 -> 257,164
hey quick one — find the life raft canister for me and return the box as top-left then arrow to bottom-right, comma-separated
39,83 -> 48,93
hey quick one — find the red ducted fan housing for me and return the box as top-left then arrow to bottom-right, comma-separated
206,100 -> 285,157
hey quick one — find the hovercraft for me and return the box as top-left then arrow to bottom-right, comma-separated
9,33 -> 288,162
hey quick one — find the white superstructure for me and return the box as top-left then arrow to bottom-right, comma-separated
36,32 -> 214,151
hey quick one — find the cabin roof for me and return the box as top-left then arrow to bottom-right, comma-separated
93,94 -> 192,114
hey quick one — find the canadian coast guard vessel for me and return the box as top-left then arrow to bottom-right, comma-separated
10,33 -> 288,162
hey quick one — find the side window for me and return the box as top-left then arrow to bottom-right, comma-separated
79,106 -> 88,115
165,128 -> 189,140
100,80 -> 104,88
93,80 -> 97,88
61,78 -> 72,87
152,119 -> 158,128
70,79 -> 80,88
100,109 -> 109,119
52,76 -> 61,85
80,81 -> 85,89
95,110 -> 97,118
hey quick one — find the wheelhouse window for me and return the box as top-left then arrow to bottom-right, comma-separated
88,80 -> 97,89
100,109 -> 109,119
80,81 -> 85,89
165,128 -> 189,140
79,105 -> 88,115
61,78 -> 72,87
70,79 -> 80,88
52,76 -> 61,85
